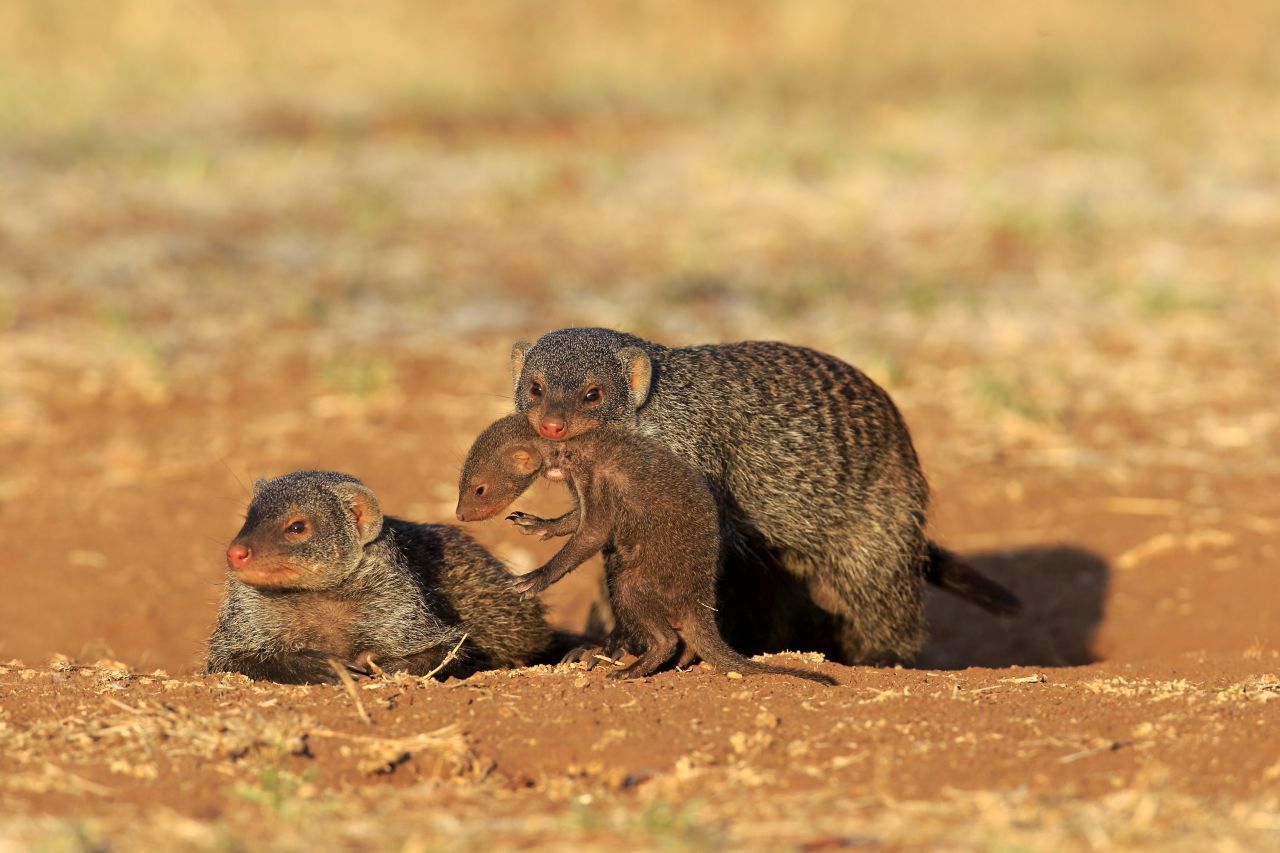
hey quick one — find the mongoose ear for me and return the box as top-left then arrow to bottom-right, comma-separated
251,478 -> 268,497
616,347 -> 652,405
510,340 -> 532,386
332,483 -> 384,545
511,447 -> 541,475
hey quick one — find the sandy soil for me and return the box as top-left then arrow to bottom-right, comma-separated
2,367 -> 1277,850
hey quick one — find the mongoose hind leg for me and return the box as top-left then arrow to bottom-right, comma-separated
674,643 -> 698,669
562,622 -> 634,669
802,556 -> 925,666
607,624 -> 679,681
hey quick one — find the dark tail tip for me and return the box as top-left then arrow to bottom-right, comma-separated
747,664 -> 836,686
750,660 -> 838,686
925,542 -> 1023,617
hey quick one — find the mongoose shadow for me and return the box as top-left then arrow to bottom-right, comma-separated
915,545 -> 1109,669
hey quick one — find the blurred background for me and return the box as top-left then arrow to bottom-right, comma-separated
1,1 -> 1277,673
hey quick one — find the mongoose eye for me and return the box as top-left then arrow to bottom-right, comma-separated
474,484 -> 487,497
285,520 -> 307,535
529,381 -> 543,398
583,387 -> 601,403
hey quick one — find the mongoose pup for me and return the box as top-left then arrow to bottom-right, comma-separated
457,414 -> 837,686
507,328 -> 1020,666
207,470 -> 554,684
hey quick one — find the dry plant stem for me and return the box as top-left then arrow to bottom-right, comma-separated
1059,740 -> 1126,765
328,658 -> 373,726
421,632 -> 469,682
308,723 -> 461,745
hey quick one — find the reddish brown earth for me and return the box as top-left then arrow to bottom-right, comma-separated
2,358 -> 1278,850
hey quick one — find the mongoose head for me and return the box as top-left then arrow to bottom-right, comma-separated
225,471 -> 383,591
510,327 -> 652,442
457,413 -> 544,522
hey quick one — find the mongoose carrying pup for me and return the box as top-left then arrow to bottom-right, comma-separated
207,470 -> 556,684
457,414 -> 837,686
508,328 -> 1021,666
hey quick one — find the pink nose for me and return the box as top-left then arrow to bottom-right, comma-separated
539,417 -> 567,439
226,543 -> 253,569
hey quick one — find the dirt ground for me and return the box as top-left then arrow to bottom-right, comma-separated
2,3 -> 1279,850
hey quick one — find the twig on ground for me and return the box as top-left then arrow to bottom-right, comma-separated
422,632 -> 469,682
328,659 -> 372,726
1059,740 -> 1125,764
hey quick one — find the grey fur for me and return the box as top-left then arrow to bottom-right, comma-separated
207,470 -> 554,684
510,328 -> 1019,665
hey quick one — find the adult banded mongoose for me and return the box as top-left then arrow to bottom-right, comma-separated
456,414 -> 837,686
507,328 -> 1020,666
207,470 -> 555,684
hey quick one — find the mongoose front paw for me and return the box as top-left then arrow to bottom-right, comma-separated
508,570 -> 550,598
350,653 -> 383,679
560,644 -> 604,666
506,512 -> 561,540
605,667 -> 643,681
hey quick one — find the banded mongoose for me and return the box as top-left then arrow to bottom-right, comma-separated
456,414 -> 837,686
207,470 -> 555,684
507,328 -> 1021,666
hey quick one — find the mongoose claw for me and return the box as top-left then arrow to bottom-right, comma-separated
506,512 -> 554,537
560,644 -> 603,665
508,570 -> 550,598
605,667 -> 643,681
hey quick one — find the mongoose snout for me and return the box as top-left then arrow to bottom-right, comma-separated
225,540 -> 301,589
226,542 -> 291,587
536,414 -> 568,439
455,498 -> 500,524
225,543 -> 252,569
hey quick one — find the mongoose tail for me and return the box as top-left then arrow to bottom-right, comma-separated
684,617 -> 837,686
924,542 -> 1022,617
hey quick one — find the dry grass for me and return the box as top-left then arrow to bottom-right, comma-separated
3,661 -> 1279,851
2,3 -> 1279,850
3,4 -> 1277,475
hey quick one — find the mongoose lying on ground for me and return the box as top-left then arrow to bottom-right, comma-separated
457,415 -> 837,685
508,328 -> 1020,666
207,470 -> 555,684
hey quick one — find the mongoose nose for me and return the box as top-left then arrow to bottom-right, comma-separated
226,543 -> 253,569
538,417 -> 567,439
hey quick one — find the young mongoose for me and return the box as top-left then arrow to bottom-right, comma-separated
457,414 -> 837,686
507,328 -> 1020,666
207,470 -> 555,684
